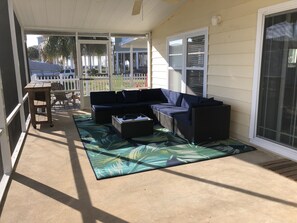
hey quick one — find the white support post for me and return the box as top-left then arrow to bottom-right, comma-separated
70,56 -> 73,69
0,69 -> 12,203
0,70 -> 12,175
91,56 -> 94,69
147,32 -> 152,88
136,52 -> 139,69
21,28 -> 29,85
108,33 -> 113,90
21,27 -> 30,128
98,56 -> 102,73
76,32 -> 84,108
130,45 -> 133,87
116,52 -> 119,74
86,55 -> 90,95
122,53 -> 126,73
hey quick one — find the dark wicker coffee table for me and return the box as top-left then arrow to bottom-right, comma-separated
112,114 -> 154,138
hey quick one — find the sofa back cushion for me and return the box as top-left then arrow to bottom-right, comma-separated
181,95 -> 223,108
140,88 -> 166,102
181,94 -> 203,108
90,91 -> 117,105
197,97 -> 223,107
181,95 -> 223,120
122,90 -> 139,103
116,91 -> 125,103
161,89 -> 183,106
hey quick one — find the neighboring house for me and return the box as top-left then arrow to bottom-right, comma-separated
114,37 -> 147,74
29,60 -> 61,77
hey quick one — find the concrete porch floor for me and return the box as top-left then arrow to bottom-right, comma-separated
1,110 -> 297,223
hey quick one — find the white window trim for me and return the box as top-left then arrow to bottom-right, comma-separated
250,0 -> 297,161
166,27 -> 208,96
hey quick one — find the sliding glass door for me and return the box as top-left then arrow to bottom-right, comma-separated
257,10 -> 297,149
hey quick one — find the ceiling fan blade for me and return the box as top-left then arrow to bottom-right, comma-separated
132,0 -> 143,15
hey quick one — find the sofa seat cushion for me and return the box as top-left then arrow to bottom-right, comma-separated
92,104 -> 126,111
158,107 -> 188,133
92,102 -> 151,112
150,103 -> 176,111
158,107 -> 188,117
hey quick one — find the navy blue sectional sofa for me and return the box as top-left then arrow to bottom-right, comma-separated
90,88 -> 230,142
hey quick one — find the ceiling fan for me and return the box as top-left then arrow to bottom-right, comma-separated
132,0 -> 180,16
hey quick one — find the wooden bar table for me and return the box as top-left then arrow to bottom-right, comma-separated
25,82 -> 53,128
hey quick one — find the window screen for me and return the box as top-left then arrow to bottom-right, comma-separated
169,39 -> 183,68
187,36 -> 205,67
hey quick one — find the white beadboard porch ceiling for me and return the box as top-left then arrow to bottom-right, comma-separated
13,0 -> 187,34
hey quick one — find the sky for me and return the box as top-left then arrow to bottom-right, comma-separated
26,35 -> 40,47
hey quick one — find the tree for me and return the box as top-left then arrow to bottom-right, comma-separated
27,47 -> 39,60
81,44 -> 106,74
42,36 -> 77,75
42,36 -> 107,76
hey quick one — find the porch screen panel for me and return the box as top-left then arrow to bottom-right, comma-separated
8,112 -> 22,154
257,10 -> 297,149
0,0 -> 18,116
15,13 -> 28,96
24,98 -> 29,119
15,13 -> 30,119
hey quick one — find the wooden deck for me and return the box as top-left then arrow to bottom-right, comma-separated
261,159 -> 297,181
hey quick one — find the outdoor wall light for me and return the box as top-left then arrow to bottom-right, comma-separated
211,15 -> 222,26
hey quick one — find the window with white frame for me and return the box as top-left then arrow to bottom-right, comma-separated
251,1 -> 297,157
167,29 -> 208,96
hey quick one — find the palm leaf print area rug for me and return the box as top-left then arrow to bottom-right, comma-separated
73,114 -> 255,180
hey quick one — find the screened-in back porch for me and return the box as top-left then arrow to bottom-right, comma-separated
2,0 -> 297,222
